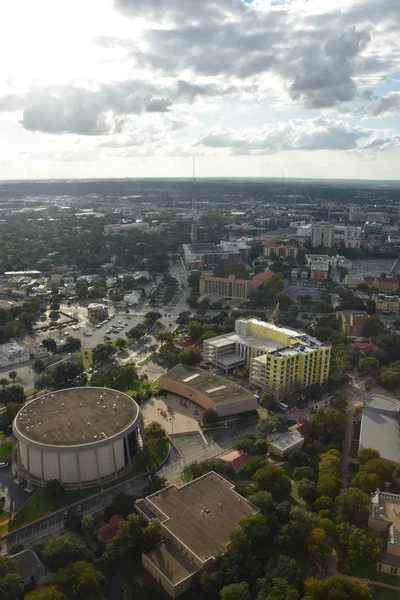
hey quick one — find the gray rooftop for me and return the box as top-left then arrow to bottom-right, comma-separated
160,364 -> 254,406
359,395 -> 400,463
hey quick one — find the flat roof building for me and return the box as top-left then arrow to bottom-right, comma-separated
199,274 -> 251,301
13,387 -> 143,489
182,241 -> 250,271
159,364 -> 258,418
269,431 -> 304,458
369,490 -> 400,577
359,395 -> 400,464
338,310 -> 370,336
136,472 -> 258,598
203,318 -> 331,399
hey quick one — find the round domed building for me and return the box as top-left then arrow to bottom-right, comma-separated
12,387 -> 144,489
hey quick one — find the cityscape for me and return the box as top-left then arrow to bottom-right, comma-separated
1,1 -> 400,600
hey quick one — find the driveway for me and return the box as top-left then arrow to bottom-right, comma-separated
0,463 -> 32,515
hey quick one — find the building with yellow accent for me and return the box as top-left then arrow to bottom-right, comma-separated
373,293 -> 400,314
203,318 -> 331,398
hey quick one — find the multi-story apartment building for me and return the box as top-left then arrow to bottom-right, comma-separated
264,242 -> 298,259
203,318 -> 331,398
181,241 -> 251,270
311,223 -> 334,248
199,274 -> 251,300
338,310 -> 370,335
333,225 -> 362,249
369,490 -> 400,577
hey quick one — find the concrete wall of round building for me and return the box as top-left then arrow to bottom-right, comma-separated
12,405 -> 142,489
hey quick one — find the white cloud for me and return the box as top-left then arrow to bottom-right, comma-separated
196,117 -> 400,154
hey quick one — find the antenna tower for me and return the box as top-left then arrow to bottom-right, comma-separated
190,156 -> 198,242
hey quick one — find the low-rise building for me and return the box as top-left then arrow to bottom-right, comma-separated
104,221 -> 150,234
135,472 -> 259,598
11,548 -> 47,586
359,395 -> 400,463
269,431 -> 304,458
181,241 -> 250,270
159,364 -> 258,418
97,514 -> 125,544
369,490 -> 400,577
344,275 -> 399,293
310,261 -> 329,279
264,242 -> 298,259
373,294 -> 400,314
0,341 -> 30,368
220,450 -> 251,472
123,291 -> 142,306
251,270 -> 276,290
338,310 -> 370,336
87,303 -> 109,322
199,274 -> 251,301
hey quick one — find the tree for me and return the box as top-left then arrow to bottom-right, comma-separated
253,465 -> 291,501
257,413 -> 287,435
179,348 -> 202,366
62,336 -> 81,352
81,514 -> 97,540
247,491 -> 275,516
306,527 -> 332,559
363,316 -> 385,338
314,495 -> 334,512
187,320 -> 204,341
41,532 -> 90,571
92,343 -> 116,365
241,513 -> 270,550
350,471 -> 380,495
104,492 -> 134,520
297,478 -> 316,503
144,422 -> 166,440
202,408 -> 219,424
49,310 -> 60,322
358,357 -> 380,377
0,557 -> 24,600
256,577 -> 299,600
183,458 -> 235,482
49,561 -> 104,600
8,371 -> 17,382
44,479 -> 65,501
0,378 -> 9,388
235,433 -> 256,454
359,458 -> 393,488
358,447 -> 380,466
220,582 -> 250,600
42,337 -> 57,353
292,466 -> 317,482
114,513 -> 146,550
114,336 -> 127,352
309,409 -> 346,445
303,576 -> 372,600
90,363 -> 138,391
252,438 -> 268,455
288,449 -> 310,468
0,385 -> 25,405
32,359 -> 46,374
25,586 -> 66,600
335,487 -> 370,527
144,311 -> 162,325
260,392 -> 278,411
337,522 -> 382,569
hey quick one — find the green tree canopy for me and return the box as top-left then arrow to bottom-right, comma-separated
41,532 -> 90,571
49,561 -> 104,600
24,586 -> 66,600
253,464 -> 291,501
220,582 -> 250,600
303,576 -> 372,600
335,487 -> 370,527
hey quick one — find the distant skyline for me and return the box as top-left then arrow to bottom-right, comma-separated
1,0 -> 400,180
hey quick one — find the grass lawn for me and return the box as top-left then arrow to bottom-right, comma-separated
0,432 -> 6,441
145,438 -> 170,471
338,561 -> 400,588
0,441 -> 12,457
373,588 -> 400,599
75,348 -> 93,369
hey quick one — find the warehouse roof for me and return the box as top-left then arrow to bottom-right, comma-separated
144,539 -> 199,584
138,472 -> 257,563
359,395 -> 400,463
160,364 -> 254,406
14,387 -> 139,446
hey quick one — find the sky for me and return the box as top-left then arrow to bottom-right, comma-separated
1,0 -> 400,180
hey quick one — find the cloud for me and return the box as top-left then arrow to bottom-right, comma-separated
196,117 -> 400,154
146,98 -> 171,112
